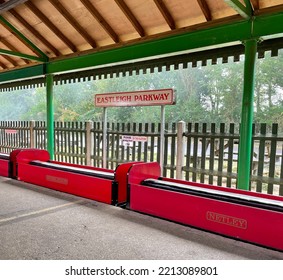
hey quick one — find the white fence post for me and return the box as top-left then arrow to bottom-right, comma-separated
176,121 -> 185,179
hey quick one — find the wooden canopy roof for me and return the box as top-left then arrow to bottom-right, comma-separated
0,0 -> 283,85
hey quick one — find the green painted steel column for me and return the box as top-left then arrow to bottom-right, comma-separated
237,39 -> 257,190
46,74 -> 55,160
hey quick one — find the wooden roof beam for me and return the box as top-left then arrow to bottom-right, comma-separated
3,10 -> 61,56
0,0 -> 49,59
80,0 -> 119,43
153,0 -> 175,30
197,0 -> 212,21
0,60 -> 8,69
254,4 -> 283,16
25,2 -> 78,53
0,0 -> 29,14
0,36 -> 23,65
0,53 -> 18,66
114,0 -> 145,37
48,0 -> 97,48
251,0 -> 259,11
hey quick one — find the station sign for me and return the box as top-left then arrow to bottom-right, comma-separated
95,88 -> 175,107
5,129 -> 17,134
121,135 -> 148,147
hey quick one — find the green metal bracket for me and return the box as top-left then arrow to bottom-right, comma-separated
244,0 -> 254,13
0,15 -> 48,61
0,48 -> 47,62
224,0 -> 252,19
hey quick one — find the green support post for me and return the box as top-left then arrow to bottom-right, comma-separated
237,39 -> 257,190
46,74 -> 54,160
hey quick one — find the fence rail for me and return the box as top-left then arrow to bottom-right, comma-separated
0,120 -> 282,196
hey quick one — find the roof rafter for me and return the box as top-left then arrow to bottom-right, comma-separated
25,1 -> 77,53
0,0 -> 51,59
46,11 -> 283,75
0,0 -> 29,14
1,10 -> 283,82
224,0 -> 252,19
0,36 -> 29,64
255,4 -> 283,15
153,0 -> 175,30
0,37 -> 19,66
0,14 -> 51,59
251,0 -> 259,11
0,60 -> 8,69
48,0 -> 97,48
0,53 -> 18,66
114,0 -> 145,37
197,0 -> 212,21
79,0 -> 119,43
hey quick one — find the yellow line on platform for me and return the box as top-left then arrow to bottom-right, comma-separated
0,200 -> 84,224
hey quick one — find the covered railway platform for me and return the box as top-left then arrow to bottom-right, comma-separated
1,176 -> 283,260
1,0 -> 283,262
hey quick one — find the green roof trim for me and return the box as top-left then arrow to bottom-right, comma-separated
0,64 -> 45,85
46,11 -> 283,75
0,37 -> 282,92
0,11 -> 283,90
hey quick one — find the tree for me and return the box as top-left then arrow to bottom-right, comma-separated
254,51 -> 283,126
1,51 -> 282,129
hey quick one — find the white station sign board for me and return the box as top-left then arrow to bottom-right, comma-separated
121,135 -> 148,147
94,88 -> 176,172
95,89 -> 175,107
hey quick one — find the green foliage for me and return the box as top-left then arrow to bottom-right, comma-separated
0,88 -> 41,120
254,51 -> 283,127
0,52 -> 282,128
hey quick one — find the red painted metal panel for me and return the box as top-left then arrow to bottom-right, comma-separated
130,184 -> 283,251
0,158 -> 9,177
50,160 -> 113,174
127,162 -> 283,251
114,162 -> 142,204
162,177 -> 283,202
16,149 -> 50,164
14,149 -> 124,204
9,149 -> 24,178
17,163 -> 113,204
127,162 -> 161,185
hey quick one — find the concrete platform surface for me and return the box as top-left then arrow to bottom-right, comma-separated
0,177 -> 282,260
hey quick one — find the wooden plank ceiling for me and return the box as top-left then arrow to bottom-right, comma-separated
0,0 -> 283,72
